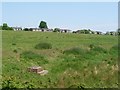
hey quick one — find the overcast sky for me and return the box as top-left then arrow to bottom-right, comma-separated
2,2 -> 118,32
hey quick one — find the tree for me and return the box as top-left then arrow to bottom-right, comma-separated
23,28 -> 29,31
1,23 -> 13,30
2,23 -> 8,30
0,26 -> 2,30
8,27 -> 13,30
29,28 -> 33,31
53,28 -> 60,32
39,21 -> 48,29
84,29 -> 90,34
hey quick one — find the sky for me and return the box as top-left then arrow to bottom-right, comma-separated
2,2 -> 118,32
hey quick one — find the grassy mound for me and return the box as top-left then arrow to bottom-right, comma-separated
90,45 -> 107,53
63,47 -> 86,55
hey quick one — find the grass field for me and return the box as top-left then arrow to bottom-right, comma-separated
2,31 -> 118,88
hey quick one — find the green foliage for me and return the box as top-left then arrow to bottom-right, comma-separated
39,21 -> 48,29
8,27 -> 13,30
2,78 -> 35,89
35,43 -> 52,49
23,28 -> 29,31
2,79 -> 17,89
53,28 -> 60,32
0,25 -> 2,30
77,29 -> 92,34
23,28 -> 33,31
2,23 -> 13,30
2,23 -> 8,30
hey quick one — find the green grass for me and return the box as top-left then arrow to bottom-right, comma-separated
2,31 -> 118,88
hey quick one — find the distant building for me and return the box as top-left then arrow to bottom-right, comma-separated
95,31 -> 102,35
109,31 -> 117,35
12,27 -> 22,31
30,28 -> 42,31
42,28 -> 53,32
105,31 -> 117,35
59,29 -> 71,33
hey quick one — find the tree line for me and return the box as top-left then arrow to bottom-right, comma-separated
0,21 -> 120,35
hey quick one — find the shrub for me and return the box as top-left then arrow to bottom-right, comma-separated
20,51 -> 48,65
35,43 -> 52,49
63,47 -> 85,55
20,51 -> 43,60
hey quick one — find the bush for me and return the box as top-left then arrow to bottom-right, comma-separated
20,51 -> 43,60
63,47 -> 86,55
20,51 -> 48,65
35,43 -> 52,49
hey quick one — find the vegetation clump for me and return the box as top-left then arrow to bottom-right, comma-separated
35,43 -> 52,49
20,51 -> 43,60
20,51 -> 48,65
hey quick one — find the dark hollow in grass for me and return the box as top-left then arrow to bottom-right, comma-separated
35,43 -> 52,49
63,47 -> 86,55
12,43 -> 16,45
13,49 -> 18,53
89,44 -> 95,49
